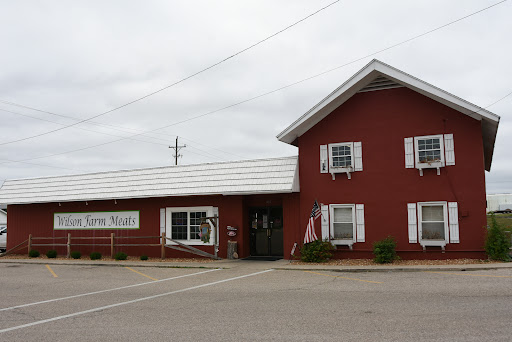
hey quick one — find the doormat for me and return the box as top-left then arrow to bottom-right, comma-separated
243,256 -> 283,261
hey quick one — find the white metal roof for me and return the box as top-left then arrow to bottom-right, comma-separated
0,156 -> 299,205
277,59 -> 500,171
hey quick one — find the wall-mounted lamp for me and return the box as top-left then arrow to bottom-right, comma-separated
86,201 -> 88,206
114,199 -> 117,205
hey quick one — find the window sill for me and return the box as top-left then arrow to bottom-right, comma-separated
330,166 -> 353,173
416,162 -> 444,176
331,239 -> 354,249
417,161 -> 444,169
420,240 -> 447,250
329,167 -> 353,180
166,241 -> 213,246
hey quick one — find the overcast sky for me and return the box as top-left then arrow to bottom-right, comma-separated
0,0 -> 510,195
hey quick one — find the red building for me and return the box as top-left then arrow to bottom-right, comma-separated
0,60 -> 500,259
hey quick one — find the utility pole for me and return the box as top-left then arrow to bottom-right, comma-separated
169,136 -> 186,165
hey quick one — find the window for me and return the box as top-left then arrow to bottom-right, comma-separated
414,135 -> 445,168
419,203 -> 447,241
331,143 -> 353,168
417,137 -> 442,164
329,142 -> 354,171
331,205 -> 354,240
326,204 -> 365,247
407,201 -> 459,249
166,206 -> 214,245
320,142 -> 362,179
404,134 -> 455,175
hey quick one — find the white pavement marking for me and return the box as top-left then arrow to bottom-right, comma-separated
0,269 -> 273,334
0,269 -> 220,312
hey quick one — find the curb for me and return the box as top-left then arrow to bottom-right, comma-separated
0,259 -> 222,269
2,258 -> 511,272
274,266 -> 510,273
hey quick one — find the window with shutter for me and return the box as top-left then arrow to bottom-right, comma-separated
328,203 -> 364,248
417,201 -> 449,248
323,141 -> 363,179
406,134 -> 455,175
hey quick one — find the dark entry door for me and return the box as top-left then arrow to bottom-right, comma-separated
249,206 -> 283,256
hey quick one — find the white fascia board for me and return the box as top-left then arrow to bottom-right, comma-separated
277,59 -> 500,145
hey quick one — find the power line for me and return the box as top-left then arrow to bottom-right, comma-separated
0,107 -> 237,162
0,0 -> 508,167
0,0 -> 341,147
0,107 -> 173,146
0,104 -> 244,159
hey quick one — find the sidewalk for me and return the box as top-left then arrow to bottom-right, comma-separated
1,257 -> 511,273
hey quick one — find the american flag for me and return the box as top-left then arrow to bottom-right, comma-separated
304,200 -> 321,244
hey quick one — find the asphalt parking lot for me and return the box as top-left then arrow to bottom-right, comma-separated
1,262 -> 511,341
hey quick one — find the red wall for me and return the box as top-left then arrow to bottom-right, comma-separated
298,87 -> 488,259
7,193 -> 299,259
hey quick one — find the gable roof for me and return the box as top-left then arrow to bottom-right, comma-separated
0,156 -> 299,205
277,59 -> 500,171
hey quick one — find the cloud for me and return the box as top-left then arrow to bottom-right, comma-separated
0,0 -> 510,197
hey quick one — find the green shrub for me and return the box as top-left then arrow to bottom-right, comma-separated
90,252 -> 102,260
46,250 -> 58,258
70,251 -> 81,259
485,214 -> 511,261
140,255 -> 148,261
373,236 -> 398,264
114,252 -> 128,261
28,249 -> 40,258
300,240 -> 335,263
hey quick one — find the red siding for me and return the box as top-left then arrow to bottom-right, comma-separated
298,87 -> 487,259
7,193 -> 298,259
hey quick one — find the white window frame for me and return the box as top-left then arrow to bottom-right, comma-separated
165,206 -> 215,245
328,142 -> 354,172
417,201 -> 449,248
414,134 -> 445,170
329,204 -> 356,247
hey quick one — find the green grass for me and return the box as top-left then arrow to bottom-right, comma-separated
487,214 -> 512,231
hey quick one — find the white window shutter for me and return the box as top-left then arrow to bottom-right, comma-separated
320,145 -> 328,173
448,202 -> 459,243
356,204 -> 365,242
354,142 -> 363,171
160,208 -> 166,235
407,203 -> 418,243
320,204 -> 329,240
444,134 -> 455,166
404,137 -> 414,168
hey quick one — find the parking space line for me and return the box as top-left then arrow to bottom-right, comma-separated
0,268 -> 220,312
45,265 -> 58,278
304,271 -> 383,284
125,267 -> 158,281
0,269 -> 273,334
425,271 -> 512,278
